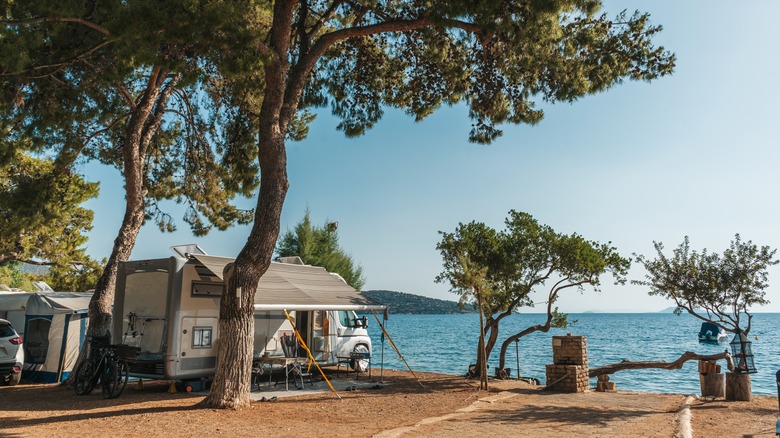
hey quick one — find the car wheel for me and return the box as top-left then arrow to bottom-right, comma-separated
8,371 -> 21,386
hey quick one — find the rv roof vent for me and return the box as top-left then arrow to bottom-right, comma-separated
171,244 -> 208,258
277,256 -> 304,265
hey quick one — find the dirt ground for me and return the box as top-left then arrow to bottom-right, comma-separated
690,395 -> 779,438
0,369 -> 777,437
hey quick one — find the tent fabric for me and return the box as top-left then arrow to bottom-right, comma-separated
25,292 -> 92,315
190,255 -> 386,311
22,292 -> 91,383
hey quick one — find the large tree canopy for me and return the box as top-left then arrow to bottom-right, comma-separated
1,1 -> 259,233
204,0 -> 673,408
634,235 -> 777,335
3,0 -> 674,408
437,210 -> 629,374
1,0 -> 262,383
277,210 -> 366,290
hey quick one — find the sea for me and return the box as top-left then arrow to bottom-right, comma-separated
366,312 -> 780,396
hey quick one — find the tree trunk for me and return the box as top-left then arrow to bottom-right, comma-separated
203,51 -> 290,406
472,318 -> 498,376
725,373 -> 752,401
202,262 -> 262,408
700,373 -> 725,398
476,294 -> 488,390
64,68 -> 170,386
589,351 -> 731,378
201,130 -> 288,408
498,310 -> 555,372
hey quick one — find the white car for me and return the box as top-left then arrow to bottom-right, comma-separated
0,318 -> 24,386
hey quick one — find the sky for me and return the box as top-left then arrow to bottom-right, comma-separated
79,1 -> 780,312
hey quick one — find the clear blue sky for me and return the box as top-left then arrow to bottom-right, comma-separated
80,1 -> 780,312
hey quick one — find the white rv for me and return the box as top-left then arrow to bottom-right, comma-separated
111,253 -> 386,381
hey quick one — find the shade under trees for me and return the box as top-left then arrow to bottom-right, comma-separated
634,234 -> 778,335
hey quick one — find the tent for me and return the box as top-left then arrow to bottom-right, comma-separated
23,292 -> 91,383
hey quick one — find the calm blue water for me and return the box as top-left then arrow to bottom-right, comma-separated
367,313 -> 780,396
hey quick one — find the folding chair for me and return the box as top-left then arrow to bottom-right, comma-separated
278,334 -> 313,389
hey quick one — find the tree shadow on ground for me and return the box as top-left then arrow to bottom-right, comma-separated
1,404 -> 196,431
463,404 -> 664,428
0,380 -> 200,412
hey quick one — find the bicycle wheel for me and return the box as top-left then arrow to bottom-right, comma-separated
74,359 -> 98,395
101,357 -> 121,399
112,358 -> 129,398
102,356 -> 129,399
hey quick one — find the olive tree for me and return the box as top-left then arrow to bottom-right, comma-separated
634,234 -> 778,335
437,210 -> 629,376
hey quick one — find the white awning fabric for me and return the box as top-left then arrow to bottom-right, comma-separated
189,255 -> 386,312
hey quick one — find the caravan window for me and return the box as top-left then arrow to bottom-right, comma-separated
192,327 -> 212,348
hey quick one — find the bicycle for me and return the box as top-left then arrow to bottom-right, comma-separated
73,335 -> 129,399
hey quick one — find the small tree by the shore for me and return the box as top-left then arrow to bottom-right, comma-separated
437,211 -> 630,376
634,234 -> 777,335
635,234 -> 777,399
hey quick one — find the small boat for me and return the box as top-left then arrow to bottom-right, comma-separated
698,322 -> 727,343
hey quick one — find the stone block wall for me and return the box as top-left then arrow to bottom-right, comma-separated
546,335 -> 589,393
551,335 -> 588,366
545,364 -> 589,393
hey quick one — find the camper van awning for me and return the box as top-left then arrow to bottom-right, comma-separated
189,255 -> 387,312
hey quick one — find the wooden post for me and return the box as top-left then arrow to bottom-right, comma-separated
725,372 -> 752,401
700,373 -> 725,398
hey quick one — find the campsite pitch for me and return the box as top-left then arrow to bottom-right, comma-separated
0,369 -> 777,437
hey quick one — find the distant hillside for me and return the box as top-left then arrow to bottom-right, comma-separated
361,290 -> 475,314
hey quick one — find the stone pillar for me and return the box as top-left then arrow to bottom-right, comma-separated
545,335 -> 589,393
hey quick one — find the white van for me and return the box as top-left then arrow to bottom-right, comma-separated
112,253 -> 385,382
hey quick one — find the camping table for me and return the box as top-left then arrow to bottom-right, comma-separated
336,352 -> 371,380
253,356 -> 304,390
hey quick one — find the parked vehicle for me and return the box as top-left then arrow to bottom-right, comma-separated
0,318 -> 24,386
111,249 -> 386,384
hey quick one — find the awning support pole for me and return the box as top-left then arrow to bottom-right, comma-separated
380,322 -> 385,383
284,310 -> 341,400
370,311 -> 423,389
